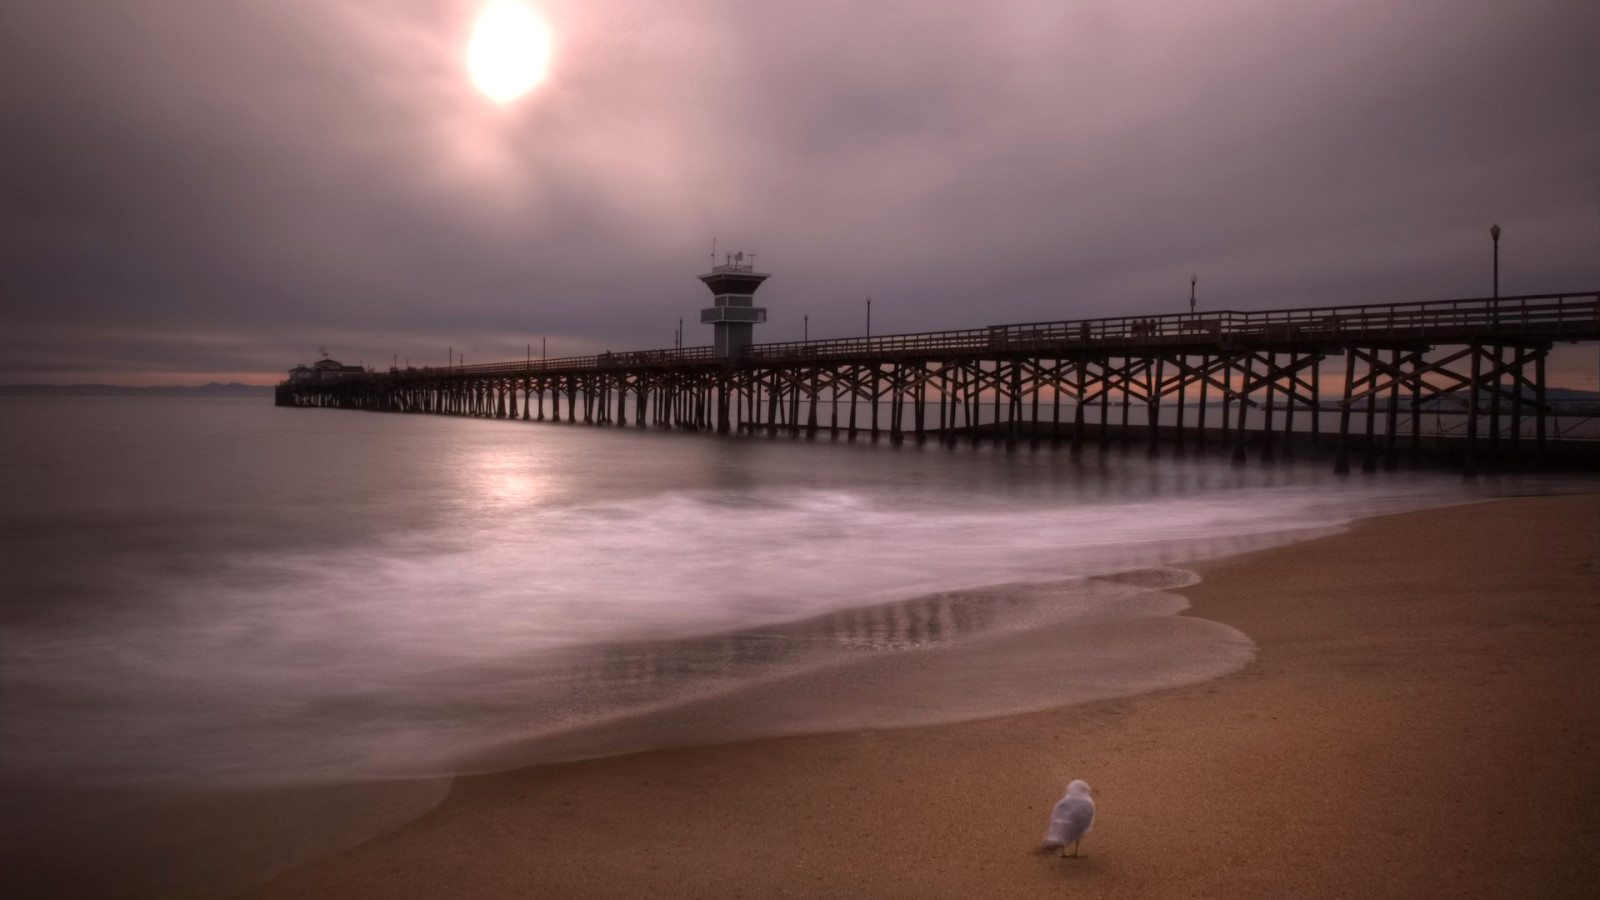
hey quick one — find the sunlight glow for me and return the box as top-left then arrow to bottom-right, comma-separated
467,2 -> 551,103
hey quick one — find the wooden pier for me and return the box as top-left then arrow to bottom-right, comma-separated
277,291 -> 1600,472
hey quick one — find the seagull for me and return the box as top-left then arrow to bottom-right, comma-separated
1043,779 -> 1095,858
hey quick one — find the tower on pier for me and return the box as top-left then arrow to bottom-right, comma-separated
699,251 -> 770,357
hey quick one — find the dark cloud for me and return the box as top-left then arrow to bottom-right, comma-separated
2,0 -> 1596,383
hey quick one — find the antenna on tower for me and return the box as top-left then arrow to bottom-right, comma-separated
710,237 -> 717,270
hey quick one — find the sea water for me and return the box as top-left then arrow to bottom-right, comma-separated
0,396 -> 1584,897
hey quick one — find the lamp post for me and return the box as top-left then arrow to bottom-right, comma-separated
1190,274 -> 1197,317
1490,224 -> 1501,298
866,295 -> 872,338
804,314 -> 809,342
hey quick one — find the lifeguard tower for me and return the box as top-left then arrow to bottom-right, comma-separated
699,251 -> 770,357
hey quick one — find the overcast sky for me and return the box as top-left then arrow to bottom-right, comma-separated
2,0 -> 1596,384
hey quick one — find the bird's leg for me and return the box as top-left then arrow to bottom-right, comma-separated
1071,841 -> 1080,858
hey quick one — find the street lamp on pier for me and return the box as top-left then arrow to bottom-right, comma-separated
866,296 -> 872,338
1190,274 -> 1197,317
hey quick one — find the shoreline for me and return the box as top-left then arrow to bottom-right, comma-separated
242,491 -> 1600,899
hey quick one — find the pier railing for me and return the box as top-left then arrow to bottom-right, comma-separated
388,346 -> 718,379
750,291 -> 1599,361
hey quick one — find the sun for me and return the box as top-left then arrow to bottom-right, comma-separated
467,2 -> 551,103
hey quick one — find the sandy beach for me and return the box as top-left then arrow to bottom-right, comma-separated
243,491 -> 1600,900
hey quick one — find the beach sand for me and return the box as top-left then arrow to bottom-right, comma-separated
244,492 -> 1600,899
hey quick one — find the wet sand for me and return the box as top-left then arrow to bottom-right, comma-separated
245,492 -> 1600,899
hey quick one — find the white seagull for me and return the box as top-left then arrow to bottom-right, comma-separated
1043,779 -> 1096,858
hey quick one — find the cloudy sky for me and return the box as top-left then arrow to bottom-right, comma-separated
2,0 -> 1596,385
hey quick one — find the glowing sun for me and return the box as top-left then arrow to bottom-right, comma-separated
467,2 -> 551,103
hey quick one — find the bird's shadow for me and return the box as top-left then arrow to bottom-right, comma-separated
1031,845 -> 1103,875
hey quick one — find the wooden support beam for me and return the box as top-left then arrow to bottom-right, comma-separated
1361,350 -> 1378,473
1051,360 -> 1063,447
1464,345 -> 1482,477
914,369 -> 927,444
1281,353 -> 1296,461
1332,351 -> 1354,473
1147,357 -> 1163,458
937,365 -> 949,444
1509,347 -> 1524,465
1007,362 -> 1021,452
848,367 -> 859,440
1310,355 -> 1320,452
1535,348 -> 1547,462
806,369 -> 819,439
1261,352 -> 1276,465
1173,354 -> 1187,458
766,371 -> 781,435
1488,344 -> 1503,467
788,372 -> 801,435
870,367 -> 882,442
1384,347 -> 1400,470
1232,353 -> 1251,467
1099,359 -> 1111,453
830,369 -> 841,438
1118,360 -> 1133,452
1409,350 -> 1422,465
1072,357 -> 1087,455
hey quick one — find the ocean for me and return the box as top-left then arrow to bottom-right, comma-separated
0,395 -> 1586,898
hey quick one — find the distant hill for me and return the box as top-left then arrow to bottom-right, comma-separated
1414,387 -> 1600,413
0,382 -> 275,397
